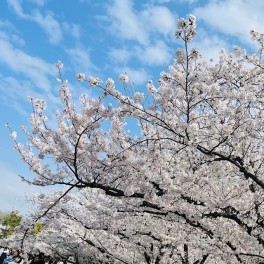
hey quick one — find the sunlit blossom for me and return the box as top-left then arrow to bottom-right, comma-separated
88,76 -> 102,86
106,78 -> 115,90
55,60 -> 63,69
119,73 -> 129,84
76,73 -> 85,81
10,131 -> 17,140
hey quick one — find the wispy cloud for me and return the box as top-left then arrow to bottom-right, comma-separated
7,0 -> 26,18
138,40 -> 171,66
108,40 -> 171,67
7,0 -> 79,44
0,161 -> 41,214
106,0 -> 176,45
179,0 -> 198,4
194,0 -> 264,46
31,10 -> 63,44
0,30 -> 61,119
0,76 -> 34,115
150,0 -> 173,3
115,66 -> 149,86
79,0 -> 92,3
7,0 -> 62,44
191,29 -> 229,61
108,47 -> 134,64
0,37 -> 55,91
141,5 -> 175,38
106,0 -> 148,45
62,22 -> 81,39
0,19 -> 15,30
66,45 -> 98,74
27,0 -> 47,6
105,0 -> 176,84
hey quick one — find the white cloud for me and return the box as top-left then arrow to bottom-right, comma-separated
79,0 -> 91,3
62,22 -> 81,39
0,161 -> 41,214
0,32 -> 61,120
66,46 -> 98,74
0,19 -> 15,30
7,0 -> 80,44
138,40 -> 171,66
108,40 -> 171,67
10,34 -> 25,46
116,66 -> 149,86
0,20 -> 25,45
7,0 -> 63,44
106,0 -> 176,46
103,0 -> 179,86
106,0 -> 148,45
0,38 -> 55,91
26,0 -> 47,6
194,0 -> 264,45
0,31 -> 9,41
0,76 -> 32,115
141,5 -> 176,37
106,0 -> 176,70
150,0 -> 172,3
0,75 -> 60,119
179,0 -> 198,4
108,47 -> 133,64
7,0 -> 26,18
31,10 -> 63,44
192,31 -> 228,61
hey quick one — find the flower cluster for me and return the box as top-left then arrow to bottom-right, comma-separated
106,78 -> 115,90
175,15 -> 196,42
55,60 -> 63,69
175,48 -> 186,64
28,98 -> 47,114
250,29 -> 264,48
10,131 -> 17,140
88,76 -> 102,86
27,96 -> 34,102
134,92 -> 145,102
250,29 -> 258,41
146,80 -> 157,95
161,71 -> 171,81
60,86 -> 71,102
190,48 -> 199,59
76,73 -> 85,81
119,73 -> 129,84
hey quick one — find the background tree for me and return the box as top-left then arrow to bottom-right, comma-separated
7,16 -> 264,263
0,211 -> 22,239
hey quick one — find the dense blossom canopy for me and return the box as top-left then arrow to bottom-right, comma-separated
6,16 -> 264,263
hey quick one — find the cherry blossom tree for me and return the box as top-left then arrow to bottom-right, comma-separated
7,16 -> 264,263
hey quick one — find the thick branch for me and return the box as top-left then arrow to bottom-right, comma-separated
197,144 -> 264,189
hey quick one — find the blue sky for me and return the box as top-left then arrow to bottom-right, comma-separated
0,0 -> 263,214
